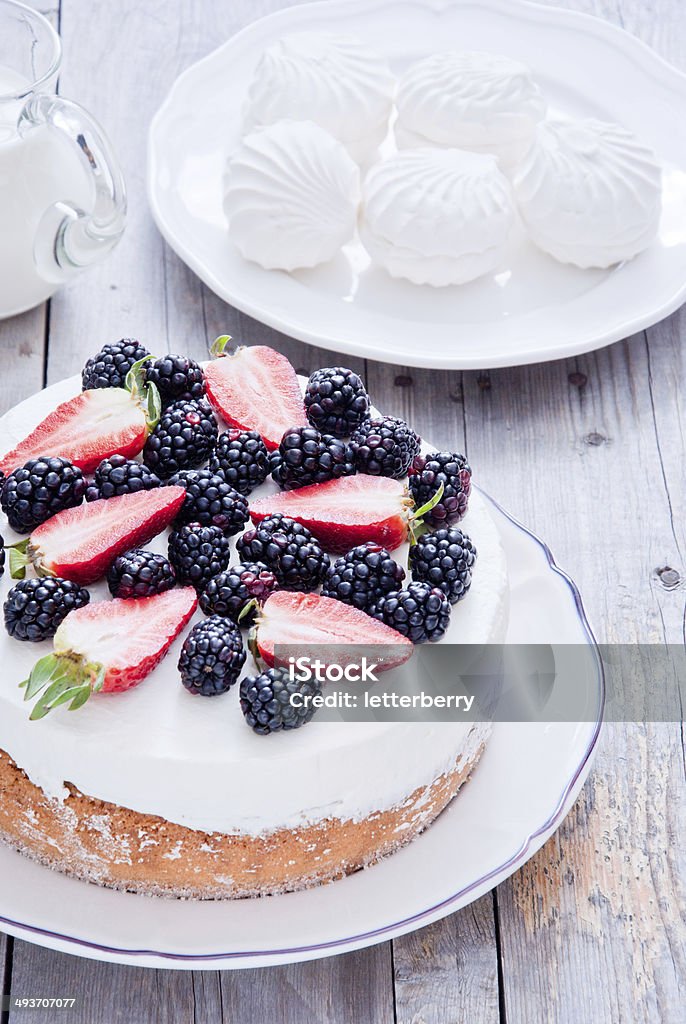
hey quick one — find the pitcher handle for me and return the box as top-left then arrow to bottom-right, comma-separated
18,94 -> 126,279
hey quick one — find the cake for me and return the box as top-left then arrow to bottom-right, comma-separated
360,148 -> 515,286
243,32 -> 396,165
512,118 -> 662,268
224,120 -> 360,272
395,51 -> 546,169
0,345 -> 509,898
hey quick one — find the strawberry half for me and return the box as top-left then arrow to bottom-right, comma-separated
249,476 -> 415,553
252,591 -> 414,670
204,338 -> 307,450
10,486 -> 185,586
0,359 -> 160,477
21,587 -> 198,719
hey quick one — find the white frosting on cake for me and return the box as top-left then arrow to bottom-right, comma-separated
224,120 -> 360,272
360,148 -> 515,286
395,51 -> 546,168
512,118 -> 662,268
0,377 -> 509,835
244,32 -> 396,164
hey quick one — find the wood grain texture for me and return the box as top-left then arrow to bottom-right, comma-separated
0,0 -> 684,1021
463,338 -> 686,1022
393,896 -> 500,1024
219,947 -> 395,1024
7,948 -> 214,1024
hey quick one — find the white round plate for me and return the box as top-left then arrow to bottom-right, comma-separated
148,0 -> 686,370
0,489 -> 603,969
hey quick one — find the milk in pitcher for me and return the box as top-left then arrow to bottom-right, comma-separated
0,66 -> 94,315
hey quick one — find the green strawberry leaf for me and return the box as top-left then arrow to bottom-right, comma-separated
21,654 -> 65,699
124,354 -> 154,395
247,625 -> 262,665
409,482 -> 444,545
412,481 -> 445,523
91,665 -> 106,695
238,598 -> 258,625
145,380 -> 162,431
209,335 -> 233,358
125,356 -> 160,431
9,543 -> 28,580
22,654 -> 102,719
68,686 -> 93,712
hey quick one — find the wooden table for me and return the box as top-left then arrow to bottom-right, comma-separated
1,0 -> 684,1020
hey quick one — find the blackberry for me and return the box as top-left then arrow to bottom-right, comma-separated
167,469 -> 249,535
1,457 -> 86,533
168,522 -> 231,590
350,416 -> 421,479
409,528 -> 477,604
0,534 -> 5,579
304,366 -> 370,437
409,451 -> 472,526
236,514 -> 329,592
321,542 -> 405,613
143,398 -> 218,479
81,338 -> 150,390
178,616 -> 246,697
373,581 -> 451,644
146,354 -> 205,405
240,667 -> 321,734
208,429 -> 270,496
107,549 -> 176,599
4,577 -> 90,642
85,455 -> 161,502
199,562 -> 278,624
271,426 -> 354,490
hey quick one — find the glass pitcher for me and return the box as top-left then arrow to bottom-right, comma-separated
0,0 -> 126,317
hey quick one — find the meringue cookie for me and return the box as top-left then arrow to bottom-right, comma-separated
224,120 -> 360,272
395,51 -> 546,168
244,32 -> 396,164
360,148 -> 514,287
513,118 -> 662,268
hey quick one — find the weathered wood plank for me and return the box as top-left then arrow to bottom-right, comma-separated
7,947 -> 210,1024
460,334 -> 686,1023
0,308 -> 46,410
220,946 -> 395,1024
0,932 -> 9,1014
393,897 -> 500,1024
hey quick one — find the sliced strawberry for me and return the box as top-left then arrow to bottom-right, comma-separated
21,587 -> 198,718
12,486 -> 185,585
254,591 -> 413,670
249,476 -> 413,553
204,342 -> 307,450
0,361 -> 160,477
